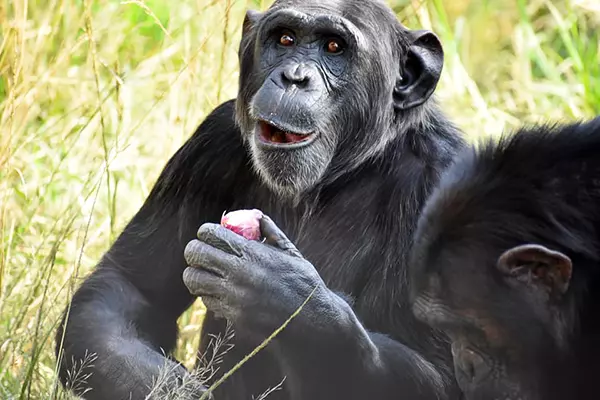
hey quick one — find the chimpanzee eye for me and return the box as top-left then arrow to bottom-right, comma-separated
325,38 -> 345,54
279,32 -> 295,47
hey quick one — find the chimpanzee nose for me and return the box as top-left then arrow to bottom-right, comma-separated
280,63 -> 314,89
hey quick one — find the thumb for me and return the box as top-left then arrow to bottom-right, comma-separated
260,215 -> 303,258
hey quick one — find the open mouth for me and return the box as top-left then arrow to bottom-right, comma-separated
257,121 -> 316,147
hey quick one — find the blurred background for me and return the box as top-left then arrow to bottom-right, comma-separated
1,0 -> 599,397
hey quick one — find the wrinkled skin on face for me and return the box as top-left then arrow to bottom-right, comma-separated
234,0 -> 444,198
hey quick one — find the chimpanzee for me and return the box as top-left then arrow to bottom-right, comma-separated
56,0 -> 466,399
410,118 -> 600,400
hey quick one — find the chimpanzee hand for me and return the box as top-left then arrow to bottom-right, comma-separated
182,215 -> 327,333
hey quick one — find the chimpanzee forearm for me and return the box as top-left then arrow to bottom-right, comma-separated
55,197 -> 206,398
183,217 -> 453,399
56,101 -> 249,399
56,268 -> 200,400
268,290 -> 450,400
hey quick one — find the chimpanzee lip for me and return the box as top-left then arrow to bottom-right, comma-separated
255,119 -> 318,149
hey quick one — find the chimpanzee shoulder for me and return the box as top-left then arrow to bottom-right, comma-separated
146,100 -> 254,211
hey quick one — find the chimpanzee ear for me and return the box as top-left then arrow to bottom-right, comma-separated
242,9 -> 263,35
497,244 -> 573,298
393,30 -> 444,111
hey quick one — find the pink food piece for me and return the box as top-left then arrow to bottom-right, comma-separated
220,209 -> 264,241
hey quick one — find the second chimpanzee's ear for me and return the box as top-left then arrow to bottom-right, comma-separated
393,30 -> 444,111
497,244 -> 573,298
242,9 -> 263,35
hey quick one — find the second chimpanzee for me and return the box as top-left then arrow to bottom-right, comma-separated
411,118 -> 600,400
56,0 -> 466,399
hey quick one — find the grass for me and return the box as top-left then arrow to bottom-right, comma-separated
1,0 -> 599,398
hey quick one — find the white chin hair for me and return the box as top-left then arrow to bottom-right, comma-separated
248,135 -> 328,198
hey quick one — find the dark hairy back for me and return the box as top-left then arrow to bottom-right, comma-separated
419,118 -> 600,264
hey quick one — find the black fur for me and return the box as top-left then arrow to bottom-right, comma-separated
411,117 -> 600,400
56,0 -> 465,399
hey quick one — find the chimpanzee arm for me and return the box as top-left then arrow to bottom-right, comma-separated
55,100 -> 249,399
270,292 -> 451,400
182,216 -> 454,400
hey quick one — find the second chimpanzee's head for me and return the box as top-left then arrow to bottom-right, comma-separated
409,121 -> 600,400
234,0 -> 444,198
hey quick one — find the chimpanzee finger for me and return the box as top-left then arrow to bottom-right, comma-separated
184,239 -> 241,277
196,223 -> 245,257
182,266 -> 226,297
260,215 -> 303,258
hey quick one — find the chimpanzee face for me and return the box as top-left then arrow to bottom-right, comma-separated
410,241 -> 574,400
234,0 -> 444,198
